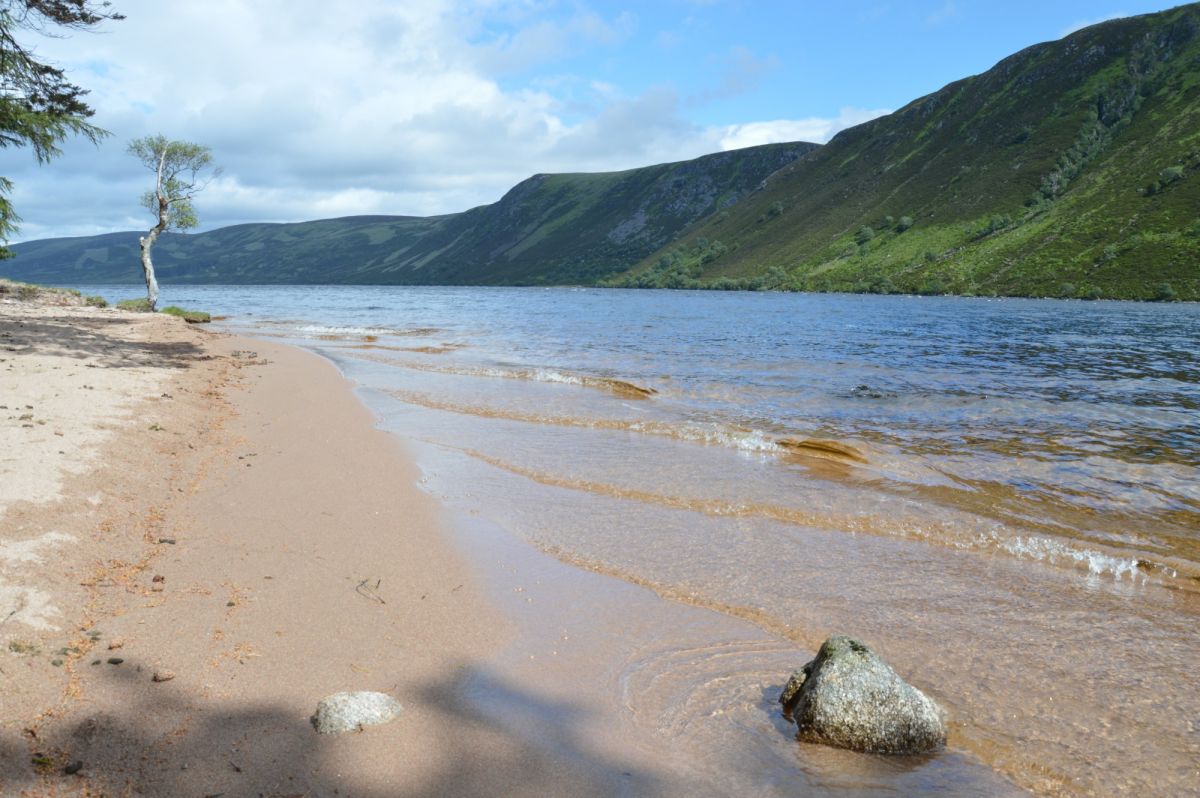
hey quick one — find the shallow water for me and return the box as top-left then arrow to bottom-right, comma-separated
79,285 -> 1200,795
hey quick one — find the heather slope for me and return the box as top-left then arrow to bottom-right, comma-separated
622,4 -> 1200,300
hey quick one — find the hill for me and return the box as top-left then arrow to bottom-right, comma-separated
618,4 -> 1200,300
7,6 -> 1199,299
3,144 -> 812,286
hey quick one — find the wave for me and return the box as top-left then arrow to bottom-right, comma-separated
296,324 -> 443,338
777,437 -> 867,463
384,389 -> 862,462
532,369 -> 657,399
355,354 -> 659,399
352,343 -> 466,355
458,446 -> 1194,587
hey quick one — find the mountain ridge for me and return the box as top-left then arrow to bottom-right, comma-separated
6,4 -> 1199,300
5,143 -> 813,286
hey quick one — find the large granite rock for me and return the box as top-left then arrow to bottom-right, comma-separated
780,636 -> 946,754
311,691 -> 403,735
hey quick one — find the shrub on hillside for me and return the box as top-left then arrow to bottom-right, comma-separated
1152,283 -> 1177,302
1160,165 -> 1185,185
918,277 -> 947,296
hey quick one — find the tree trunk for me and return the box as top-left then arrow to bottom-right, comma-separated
139,151 -> 169,312
139,227 -> 161,311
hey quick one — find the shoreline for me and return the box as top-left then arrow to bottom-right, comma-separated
0,303 -> 1021,796
0,305 -> 638,795
21,300 -> 1181,796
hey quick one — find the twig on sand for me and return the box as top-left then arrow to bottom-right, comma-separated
355,578 -> 385,604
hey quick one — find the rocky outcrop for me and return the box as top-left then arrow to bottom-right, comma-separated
780,636 -> 946,754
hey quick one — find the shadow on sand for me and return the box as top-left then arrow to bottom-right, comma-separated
0,312 -> 208,370
1,659 -> 661,797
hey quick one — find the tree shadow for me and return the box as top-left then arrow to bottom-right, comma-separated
0,313 -> 208,370
3,660 -> 662,797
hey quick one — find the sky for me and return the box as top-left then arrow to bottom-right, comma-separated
3,0 -> 1187,242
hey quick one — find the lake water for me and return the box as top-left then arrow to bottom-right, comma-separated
80,285 -> 1200,795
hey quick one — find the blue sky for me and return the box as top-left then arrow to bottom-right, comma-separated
471,1 -> 1171,125
5,0 -> 1186,241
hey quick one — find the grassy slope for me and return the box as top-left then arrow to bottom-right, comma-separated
4,144 -> 812,286
624,4 -> 1200,300
375,143 -> 815,285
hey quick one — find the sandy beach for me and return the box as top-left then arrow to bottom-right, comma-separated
0,301 -> 665,796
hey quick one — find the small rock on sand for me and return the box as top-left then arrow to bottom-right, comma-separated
151,669 -> 176,683
780,635 -> 946,754
311,691 -> 403,735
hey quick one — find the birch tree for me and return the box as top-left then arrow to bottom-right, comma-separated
127,135 -> 218,309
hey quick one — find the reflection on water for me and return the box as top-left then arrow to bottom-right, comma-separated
77,285 -> 1200,796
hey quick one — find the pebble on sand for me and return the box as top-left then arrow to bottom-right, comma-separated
311,691 -> 403,735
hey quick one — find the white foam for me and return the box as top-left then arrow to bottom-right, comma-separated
658,423 -> 782,454
297,325 -> 397,336
986,533 -> 1141,580
531,368 -> 584,387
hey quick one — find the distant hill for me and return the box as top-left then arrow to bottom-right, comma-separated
4,143 -> 812,286
620,4 -> 1200,300
6,5 -> 1199,299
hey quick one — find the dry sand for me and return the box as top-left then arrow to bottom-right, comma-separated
0,302 -> 650,796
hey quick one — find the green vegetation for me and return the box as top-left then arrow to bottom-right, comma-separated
1152,282 -> 1178,301
160,305 -> 211,323
7,639 -> 39,655
116,297 -> 153,312
117,298 -> 209,320
0,2 -> 121,259
4,7 -> 1200,299
626,5 -> 1200,300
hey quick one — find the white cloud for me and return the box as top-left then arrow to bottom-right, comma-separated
687,46 -> 780,106
718,107 -> 891,150
2,0 -> 870,243
472,9 -> 637,74
926,0 -> 959,26
1061,12 -> 1128,37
